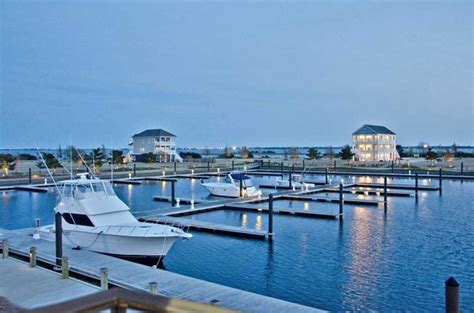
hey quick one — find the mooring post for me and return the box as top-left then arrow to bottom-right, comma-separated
325,167 -> 329,184
2,240 -> 8,259
28,168 -> 32,184
100,268 -> 109,290
339,182 -> 344,218
439,168 -> 443,194
207,160 -> 210,172
415,173 -> 419,200
29,247 -> 37,267
133,163 -> 136,177
391,161 -> 394,173
239,175 -> 243,197
232,159 -> 235,170
302,159 -> 305,170
149,282 -> 158,295
383,176 -> 388,210
173,161 -> 177,174
280,162 -> 284,177
55,212 -> 62,267
268,194 -> 274,239
61,257 -> 69,279
460,162 -> 464,176
445,277 -> 460,313
171,180 -> 176,207
334,160 -> 336,169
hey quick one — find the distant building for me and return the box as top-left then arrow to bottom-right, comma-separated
130,129 -> 183,162
352,124 -> 399,162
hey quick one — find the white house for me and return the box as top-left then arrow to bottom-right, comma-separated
130,129 -> 183,162
352,124 -> 399,162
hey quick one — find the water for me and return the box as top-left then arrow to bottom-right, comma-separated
1,175 -> 473,311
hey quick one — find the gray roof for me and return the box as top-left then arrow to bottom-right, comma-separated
353,124 -> 395,135
132,129 -> 176,137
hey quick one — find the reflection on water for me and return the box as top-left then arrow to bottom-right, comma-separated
256,214 -> 263,231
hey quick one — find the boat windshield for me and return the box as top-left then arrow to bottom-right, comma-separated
233,179 -> 254,187
62,181 -> 116,199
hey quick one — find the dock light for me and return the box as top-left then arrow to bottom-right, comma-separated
190,199 -> 195,209
191,169 -> 194,175
244,166 -> 247,171
364,191 -> 369,196
376,191 -> 380,196
176,198 -> 180,208
341,179 -> 344,184
217,168 -> 220,173
128,173 -> 132,179
258,208 -> 262,212
44,178 -> 47,185
352,190 -> 356,194
162,171 -> 166,177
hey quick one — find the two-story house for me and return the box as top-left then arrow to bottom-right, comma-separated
352,125 -> 399,162
130,129 -> 182,162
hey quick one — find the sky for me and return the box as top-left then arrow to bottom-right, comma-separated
0,0 -> 472,148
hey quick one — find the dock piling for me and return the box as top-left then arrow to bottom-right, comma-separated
461,162 -> 464,176
339,182 -> 344,219
29,247 -> 37,267
280,162 -> 284,177
334,160 -> 336,169
2,240 -> 8,259
100,267 -> 109,290
239,175 -> 243,197
207,160 -> 210,172
439,168 -> 443,194
325,168 -> 328,184
391,161 -> 394,173
171,180 -> 176,207
232,159 -> 235,171
61,257 -> 69,279
415,173 -> 419,200
268,194 -> 274,239
383,177 -> 388,210
445,277 -> 460,313
174,161 -> 177,174
28,168 -> 32,184
133,163 -> 136,177
149,282 -> 158,295
55,212 -> 62,267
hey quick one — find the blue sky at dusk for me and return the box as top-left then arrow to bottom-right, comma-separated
1,0 -> 472,148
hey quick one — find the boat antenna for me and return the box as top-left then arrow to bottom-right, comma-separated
36,148 -> 65,201
69,141 -> 73,180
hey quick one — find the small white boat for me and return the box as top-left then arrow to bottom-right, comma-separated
276,174 -> 314,188
202,172 -> 262,198
37,174 -> 191,265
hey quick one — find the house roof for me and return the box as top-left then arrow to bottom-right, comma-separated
132,129 -> 176,138
353,124 -> 396,135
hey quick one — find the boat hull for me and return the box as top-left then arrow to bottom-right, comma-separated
38,228 -> 180,259
202,184 -> 261,198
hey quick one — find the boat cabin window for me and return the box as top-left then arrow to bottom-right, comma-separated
63,181 -> 116,199
62,213 -> 94,227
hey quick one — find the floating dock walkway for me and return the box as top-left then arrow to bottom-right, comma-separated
354,182 -> 439,191
224,203 -> 339,219
282,194 -> 383,206
147,216 -> 267,239
323,187 -> 412,197
0,228 -> 321,312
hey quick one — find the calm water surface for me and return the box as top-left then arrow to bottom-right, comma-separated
1,175 -> 473,311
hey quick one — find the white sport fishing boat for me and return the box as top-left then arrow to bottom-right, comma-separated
202,172 -> 262,198
37,174 -> 192,265
276,174 -> 314,188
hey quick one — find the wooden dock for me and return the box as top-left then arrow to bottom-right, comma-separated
0,228 -> 321,312
0,184 -> 51,193
112,179 -> 142,185
323,187 -> 412,197
144,216 -> 267,239
153,196 -> 208,205
0,257 -> 99,309
282,195 -> 383,206
354,182 -> 439,191
224,203 -> 339,220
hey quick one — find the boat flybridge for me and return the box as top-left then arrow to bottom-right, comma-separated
276,174 -> 315,188
201,172 -> 262,198
37,174 -> 192,265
